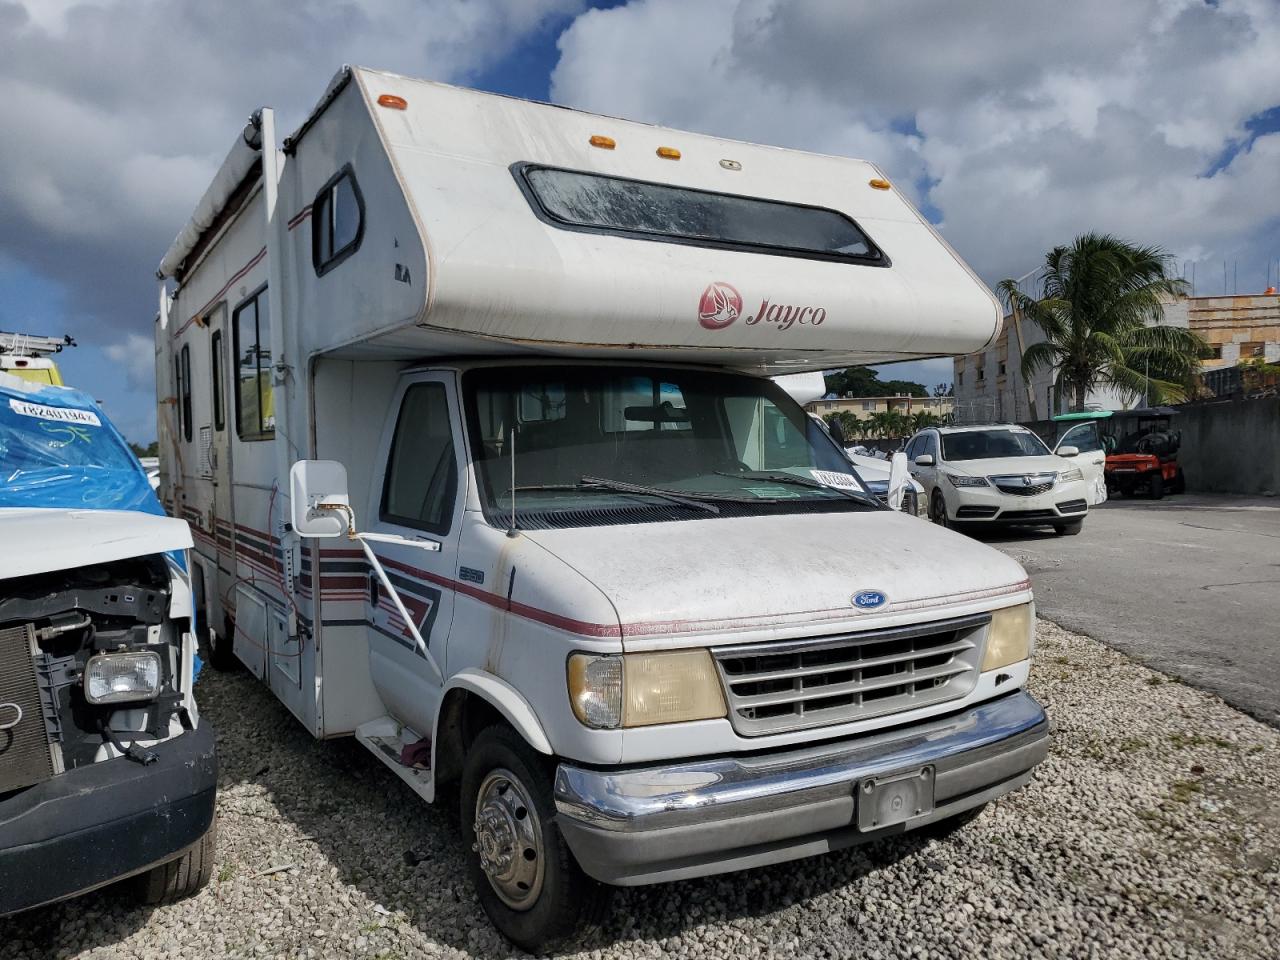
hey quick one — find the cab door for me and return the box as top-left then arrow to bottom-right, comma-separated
1055,422 -> 1107,504
364,373 -> 463,736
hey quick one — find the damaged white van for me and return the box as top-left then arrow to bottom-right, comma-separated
0,375 -> 215,915
154,67 -> 1047,950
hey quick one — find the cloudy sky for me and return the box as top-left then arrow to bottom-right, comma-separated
2,0 -> 1277,441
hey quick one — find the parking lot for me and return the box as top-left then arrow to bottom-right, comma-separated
4,616 -> 1279,958
983,494 -> 1280,727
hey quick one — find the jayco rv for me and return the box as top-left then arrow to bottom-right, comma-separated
154,66 -> 1046,950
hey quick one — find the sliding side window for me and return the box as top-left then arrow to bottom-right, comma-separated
312,165 -> 364,276
175,345 -> 192,442
232,286 -> 274,441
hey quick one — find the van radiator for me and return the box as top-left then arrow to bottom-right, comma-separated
0,623 -> 58,794
712,614 -> 989,737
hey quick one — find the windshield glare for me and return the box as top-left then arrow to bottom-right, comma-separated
464,366 -> 870,521
942,429 -> 1049,461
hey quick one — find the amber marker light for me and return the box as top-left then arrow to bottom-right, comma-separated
589,135 -> 616,149
869,178 -> 892,190
656,146 -> 681,160
377,94 -> 408,110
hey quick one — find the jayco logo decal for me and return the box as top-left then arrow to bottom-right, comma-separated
698,282 -> 743,329
698,283 -> 827,332
852,589 -> 888,610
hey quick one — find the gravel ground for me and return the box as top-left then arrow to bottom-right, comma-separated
4,619 -> 1278,960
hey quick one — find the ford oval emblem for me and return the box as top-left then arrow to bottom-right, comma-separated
852,590 -> 887,610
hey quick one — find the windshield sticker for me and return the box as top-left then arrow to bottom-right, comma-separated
810,469 -> 860,489
745,485 -> 803,499
8,398 -> 102,428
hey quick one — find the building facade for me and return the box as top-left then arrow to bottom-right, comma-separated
806,395 -> 954,419
952,292 -> 1280,420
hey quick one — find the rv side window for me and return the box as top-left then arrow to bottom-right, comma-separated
210,329 -> 225,432
516,164 -> 885,265
233,287 -> 274,441
176,345 -> 192,442
312,166 -> 364,275
381,383 -> 457,535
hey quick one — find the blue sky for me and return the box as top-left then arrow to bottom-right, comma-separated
2,0 -> 1278,442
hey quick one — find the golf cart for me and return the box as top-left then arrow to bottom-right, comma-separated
1052,408 -> 1184,500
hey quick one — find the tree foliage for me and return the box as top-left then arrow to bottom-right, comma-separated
999,234 -> 1208,411
824,366 -> 928,398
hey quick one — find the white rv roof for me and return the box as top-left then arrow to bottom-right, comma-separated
346,67 -> 1000,371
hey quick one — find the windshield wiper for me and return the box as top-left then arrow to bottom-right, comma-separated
513,477 -> 720,514
716,470 -> 883,509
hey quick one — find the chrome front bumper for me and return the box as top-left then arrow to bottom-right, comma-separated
554,690 -> 1048,885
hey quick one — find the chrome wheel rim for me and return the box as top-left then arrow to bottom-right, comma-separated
473,768 -> 545,910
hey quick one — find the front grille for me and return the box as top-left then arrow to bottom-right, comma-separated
712,614 -> 989,736
1056,499 -> 1088,514
0,623 -> 58,794
999,509 -> 1057,521
990,473 -> 1057,496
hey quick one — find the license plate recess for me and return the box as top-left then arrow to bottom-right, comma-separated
856,766 -> 935,831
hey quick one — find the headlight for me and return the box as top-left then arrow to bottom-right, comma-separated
946,473 -> 989,488
1058,467 -> 1084,482
84,651 -> 162,705
568,650 -> 726,729
982,603 -> 1033,671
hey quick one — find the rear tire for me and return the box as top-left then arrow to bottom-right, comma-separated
1053,519 -> 1084,536
460,726 -> 610,953
137,820 -> 216,905
1149,472 -> 1164,500
208,613 -> 237,671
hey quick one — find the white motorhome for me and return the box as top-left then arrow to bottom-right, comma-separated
154,67 -> 1047,950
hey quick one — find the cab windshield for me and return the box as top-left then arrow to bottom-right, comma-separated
463,366 -> 878,528
942,429 -> 1049,461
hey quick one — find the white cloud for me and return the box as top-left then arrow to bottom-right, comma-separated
102,332 -> 154,392
551,0 -> 1280,294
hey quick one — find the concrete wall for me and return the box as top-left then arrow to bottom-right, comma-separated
1176,398 -> 1280,496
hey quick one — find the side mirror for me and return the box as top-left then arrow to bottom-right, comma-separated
887,452 -> 909,511
826,418 -> 846,446
289,460 -> 351,539
1057,445 -> 1079,457
913,454 -> 935,467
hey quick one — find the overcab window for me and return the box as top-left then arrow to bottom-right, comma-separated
312,166 -> 364,275
233,287 -> 274,441
515,164 -> 885,265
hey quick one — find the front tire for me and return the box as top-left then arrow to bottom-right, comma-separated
1149,472 -> 1164,500
137,820 -> 215,905
929,490 -> 950,528
460,726 -> 609,953
1171,469 -> 1185,494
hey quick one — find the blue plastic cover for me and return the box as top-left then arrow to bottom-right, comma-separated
0,376 -> 162,515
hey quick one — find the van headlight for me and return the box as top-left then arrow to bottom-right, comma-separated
568,650 -> 727,729
946,473 -> 989,488
1058,467 -> 1084,482
982,603 -> 1033,671
84,651 -> 162,705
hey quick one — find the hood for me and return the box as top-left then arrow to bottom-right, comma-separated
0,508 -> 192,580
946,455 -> 1068,478
522,510 -> 1029,645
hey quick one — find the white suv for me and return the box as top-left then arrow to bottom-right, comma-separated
906,424 -> 1090,535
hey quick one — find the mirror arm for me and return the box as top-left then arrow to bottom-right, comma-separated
354,535 -> 444,683
313,502 -> 444,681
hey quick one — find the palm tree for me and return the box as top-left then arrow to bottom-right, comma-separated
910,411 -> 940,432
1000,234 -> 1207,411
